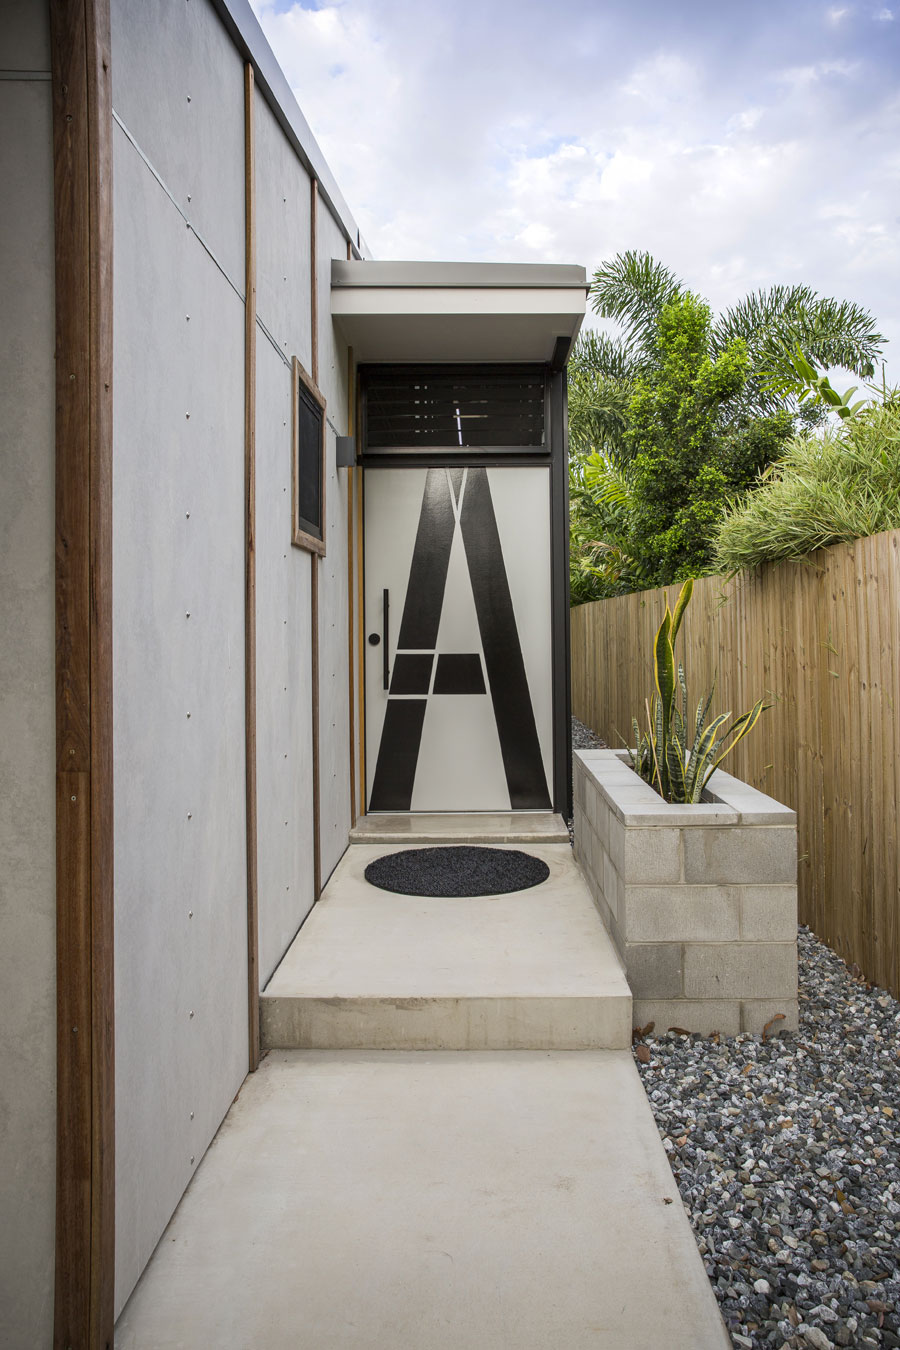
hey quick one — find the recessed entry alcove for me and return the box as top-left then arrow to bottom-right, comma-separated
331,260 -> 588,819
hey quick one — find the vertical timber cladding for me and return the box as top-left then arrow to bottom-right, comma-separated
50,0 -> 115,1344
310,177 -> 321,900
346,336 -> 357,825
361,366 -> 570,816
243,63 -> 260,1072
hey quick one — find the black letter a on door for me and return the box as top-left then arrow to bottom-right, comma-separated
370,467 -> 551,812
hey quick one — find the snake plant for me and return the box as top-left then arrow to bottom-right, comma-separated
627,579 -> 767,803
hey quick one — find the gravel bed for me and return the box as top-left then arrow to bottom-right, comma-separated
571,714 -> 607,751
569,717 -> 607,842
633,927 -> 900,1349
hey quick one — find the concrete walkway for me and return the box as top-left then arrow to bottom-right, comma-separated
115,820 -> 730,1348
116,1051 -> 729,1349
261,841 -> 632,1050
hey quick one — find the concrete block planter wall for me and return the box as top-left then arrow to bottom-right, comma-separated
573,749 -> 798,1036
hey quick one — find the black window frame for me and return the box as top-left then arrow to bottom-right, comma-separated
291,355 -> 327,555
358,363 -> 550,458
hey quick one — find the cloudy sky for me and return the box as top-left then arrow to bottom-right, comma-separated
252,0 -> 900,378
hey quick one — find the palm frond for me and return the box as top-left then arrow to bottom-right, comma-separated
713,285 -> 885,414
567,368 -> 632,460
589,251 -> 684,354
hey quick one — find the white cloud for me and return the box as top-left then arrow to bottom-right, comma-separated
777,59 -> 860,88
251,0 -> 900,378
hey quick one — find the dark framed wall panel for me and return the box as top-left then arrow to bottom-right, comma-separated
549,369 -> 573,818
359,361 -> 571,819
291,356 -> 327,557
359,363 -> 550,456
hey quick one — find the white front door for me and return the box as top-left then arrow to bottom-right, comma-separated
364,465 -> 553,812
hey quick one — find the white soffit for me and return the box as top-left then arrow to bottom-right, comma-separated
331,261 -> 588,364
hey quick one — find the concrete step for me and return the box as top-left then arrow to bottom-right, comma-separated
348,811 -> 570,844
261,843 -> 632,1051
116,1050 -> 731,1350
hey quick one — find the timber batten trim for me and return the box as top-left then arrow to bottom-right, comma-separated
310,178 -> 322,900
244,62 -> 260,1071
51,0 -> 115,1344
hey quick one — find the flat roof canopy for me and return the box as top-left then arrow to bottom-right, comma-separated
331,260 -> 588,365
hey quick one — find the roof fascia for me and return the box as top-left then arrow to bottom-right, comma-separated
209,0 -> 368,257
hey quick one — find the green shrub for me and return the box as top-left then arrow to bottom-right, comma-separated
627,580 -> 766,804
713,397 -> 900,573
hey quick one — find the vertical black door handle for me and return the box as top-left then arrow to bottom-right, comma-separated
382,588 -> 390,690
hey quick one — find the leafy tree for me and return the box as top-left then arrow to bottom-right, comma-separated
589,251 -> 884,412
568,252 -> 885,599
624,293 -> 796,583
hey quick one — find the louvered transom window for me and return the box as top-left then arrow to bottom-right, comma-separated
362,366 -> 546,452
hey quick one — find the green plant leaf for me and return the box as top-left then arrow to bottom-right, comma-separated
670,578 -> 693,642
704,699 -> 768,784
654,608 -> 676,732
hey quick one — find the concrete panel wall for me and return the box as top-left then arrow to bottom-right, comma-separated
255,92 -> 313,377
0,10 -> 57,1345
255,339 -> 317,982
107,0 -> 357,1312
317,206 -> 353,882
110,0 -> 245,287
254,91 -> 316,982
254,85 -> 354,966
111,4 -> 249,1311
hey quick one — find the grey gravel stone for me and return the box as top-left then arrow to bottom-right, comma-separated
570,722 -> 899,1350
571,715 -> 607,752
630,927 -> 900,1350
569,718 -> 607,843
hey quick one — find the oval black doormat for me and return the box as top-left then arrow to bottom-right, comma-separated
364,845 -> 550,897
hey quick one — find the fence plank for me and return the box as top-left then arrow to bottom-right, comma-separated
570,529 -> 900,998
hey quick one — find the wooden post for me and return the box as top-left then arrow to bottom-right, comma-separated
50,0 -> 115,1342
346,339 -> 357,824
310,177 -> 321,900
243,63 -> 260,1071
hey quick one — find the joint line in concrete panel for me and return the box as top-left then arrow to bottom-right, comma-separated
112,109 -> 245,305
256,313 -> 291,371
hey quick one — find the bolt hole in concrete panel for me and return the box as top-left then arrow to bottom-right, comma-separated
364,846 -> 549,897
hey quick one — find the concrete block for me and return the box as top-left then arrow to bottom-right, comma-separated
621,828 -> 682,884
740,998 -> 800,1035
608,817 -> 624,874
632,1000 -> 742,1038
572,804 -> 587,868
623,886 -> 740,943
738,885 -> 798,941
584,776 -> 601,829
595,794 -> 611,855
624,943 -> 683,999
682,827 -> 796,884
602,849 -> 619,917
590,828 -> 605,893
682,943 -> 797,1000
604,904 -> 626,965
619,802 -> 739,828
706,769 -> 797,825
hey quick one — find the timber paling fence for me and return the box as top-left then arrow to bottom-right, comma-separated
571,528 -> 900,1000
